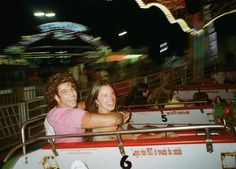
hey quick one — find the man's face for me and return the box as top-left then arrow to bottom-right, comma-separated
97,85 -> 116,113
55,82 -> 78,108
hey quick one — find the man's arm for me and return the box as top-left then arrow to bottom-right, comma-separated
81,111 -> 130,129
77,102 -> 85,109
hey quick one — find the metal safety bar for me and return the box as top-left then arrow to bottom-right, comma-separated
119,100 -> 209,110
21,114 -> 47,155
4,124 -> 226,162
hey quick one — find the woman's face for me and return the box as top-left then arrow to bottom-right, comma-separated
55,82 -> 78,108
96,85 -> 116,113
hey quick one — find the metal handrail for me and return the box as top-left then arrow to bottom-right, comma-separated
4,124 -> 226,162
21,114 -> 47,154
40,125 -> 226,139
119,100 -> 210,110
15,99 -> 215,156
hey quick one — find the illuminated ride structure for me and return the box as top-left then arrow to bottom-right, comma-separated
2,0 -> 235,85
19,22 -> 109,66
2,21 -> 111,70
1,22 -> 112,87
135,0 -> 236,79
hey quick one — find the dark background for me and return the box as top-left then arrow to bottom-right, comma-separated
0,0 -> 235,59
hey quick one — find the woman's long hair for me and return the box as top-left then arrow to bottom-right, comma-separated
84,80 -> 117,142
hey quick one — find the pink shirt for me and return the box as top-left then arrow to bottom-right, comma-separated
47,107 -> 86,143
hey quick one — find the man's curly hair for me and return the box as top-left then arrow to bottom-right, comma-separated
44,71 -> 79,109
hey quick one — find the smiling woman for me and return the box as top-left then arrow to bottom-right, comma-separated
85,79 -> 177,141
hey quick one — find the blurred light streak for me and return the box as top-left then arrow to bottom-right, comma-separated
118,31 -> 127,37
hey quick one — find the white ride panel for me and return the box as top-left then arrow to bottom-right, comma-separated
128,107 -> 215,129
7,142 -> 236,169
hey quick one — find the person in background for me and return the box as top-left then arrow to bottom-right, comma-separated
125,83 -> 150,106
44,71 -> 130,143
147,86 -> 172,106
165,92 -> 184,108
192,92 -> 210,106
85,80 -> 177,141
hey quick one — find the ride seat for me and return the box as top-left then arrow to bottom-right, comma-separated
44,118 -> 56,141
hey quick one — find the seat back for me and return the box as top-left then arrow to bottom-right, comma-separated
44,118 -> 56,138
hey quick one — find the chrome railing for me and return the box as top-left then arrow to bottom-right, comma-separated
0,100 -> 48,151
21,113 -> 47,155
4,124 -> 226,162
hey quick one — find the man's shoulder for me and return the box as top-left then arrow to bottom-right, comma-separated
49,107 -> 85,116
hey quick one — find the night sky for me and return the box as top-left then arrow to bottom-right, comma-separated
0,0 -> 235,58
0,0 -> 188,54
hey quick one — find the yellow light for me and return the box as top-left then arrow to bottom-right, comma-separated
34,12 -> 45,17
45,12 -> 56,17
